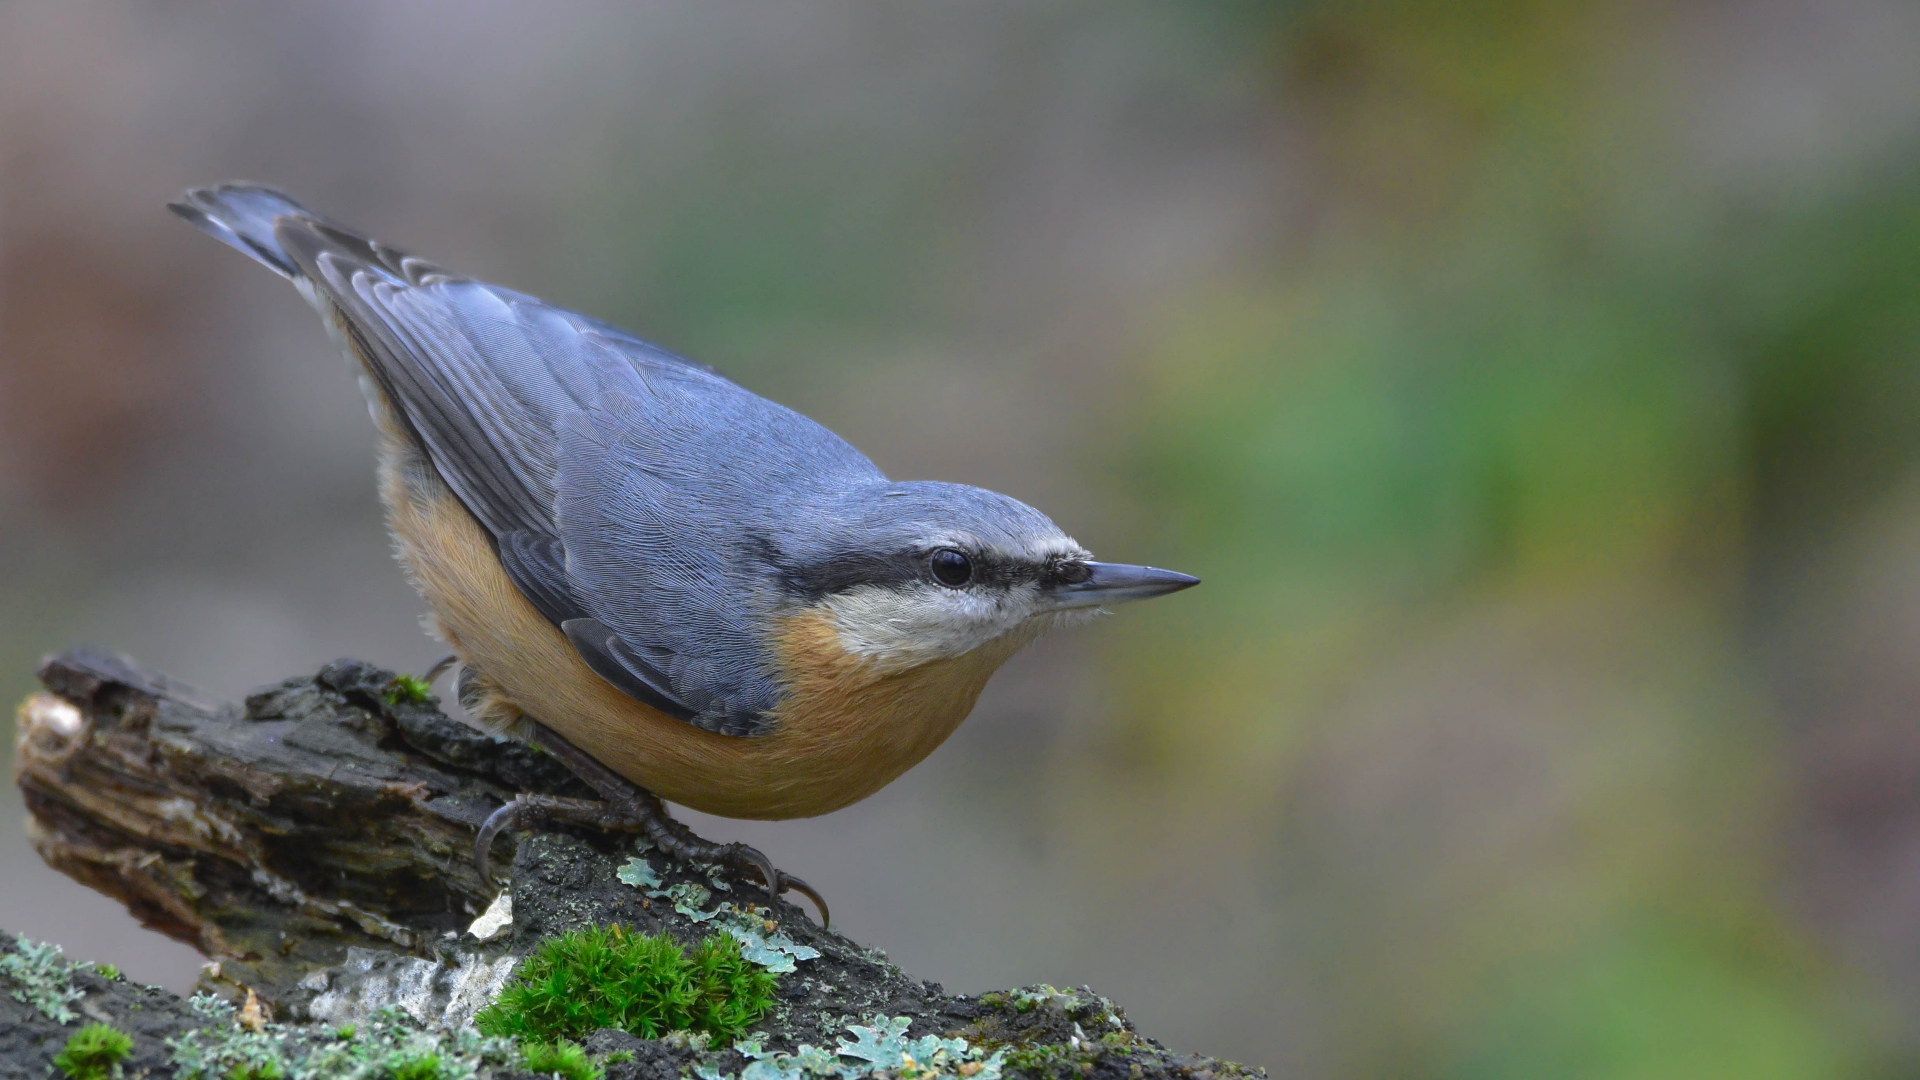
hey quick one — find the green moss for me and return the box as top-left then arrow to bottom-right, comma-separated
961,986 -> 1160,1080
223,1061 -> 283,1080
604,1049 -> 636,1064
95,965 -> 121,981
999,1031 -> 1141,1076
962,986 -> 1260,1080
383,675 -> 434,706
686,933 -> 781,1037
334,1024 -> 357,1040
519,1040 -> 602,1080
54,1023 -> 134,1080
474,924 -> 776,1044
386,1053 -> 443,1080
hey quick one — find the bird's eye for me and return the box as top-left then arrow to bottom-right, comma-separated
929,549 -> 973,587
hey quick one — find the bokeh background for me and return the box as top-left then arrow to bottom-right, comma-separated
5,2 -> 1920,1075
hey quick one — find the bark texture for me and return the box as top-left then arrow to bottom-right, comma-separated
6,649 -> 1266,1080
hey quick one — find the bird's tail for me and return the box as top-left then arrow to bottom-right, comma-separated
167,182 -> 321,281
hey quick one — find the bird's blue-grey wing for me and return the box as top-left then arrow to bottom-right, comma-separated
276,220 -> 600,540
550,371 -> 886,734
261,209 -> 881,735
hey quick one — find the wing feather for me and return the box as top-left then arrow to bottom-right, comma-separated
177,183 -> 887,737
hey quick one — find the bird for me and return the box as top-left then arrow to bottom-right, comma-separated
169,182 -> 1198,923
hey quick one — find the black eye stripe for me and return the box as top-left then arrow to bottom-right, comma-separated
771,541 -> 1058,600
1048,559 -> 1092,585
778,555 -> 917,599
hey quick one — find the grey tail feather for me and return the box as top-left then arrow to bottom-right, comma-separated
168,182 -> 322,280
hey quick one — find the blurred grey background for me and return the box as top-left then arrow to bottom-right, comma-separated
7,3 -> 1920,1077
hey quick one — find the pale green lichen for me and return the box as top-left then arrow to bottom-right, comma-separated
168,1026 -> 285,1080
615,856 -> 662,891
697,1016 -> 1005,1080
166,1004 -> 513,1080
707,909 -> 821,975
965,985 -> 1176,1080
0,934 -> 91,1023
659,881 -> 712,916
188,992 -> 236,1019
616,862 -> 820,974
1005,984 -> 1124,1029
626,836 -> 735,896
1007,986 -> 1059,1012
702,863 -> 735,894
663,1029 -> 714,1053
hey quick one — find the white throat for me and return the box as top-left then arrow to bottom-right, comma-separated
819,582 -> 1091,673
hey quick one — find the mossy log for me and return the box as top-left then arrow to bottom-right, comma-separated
7,649 -> 1266,1080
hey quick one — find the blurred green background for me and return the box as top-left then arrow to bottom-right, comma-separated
6,2 -> 1920,1075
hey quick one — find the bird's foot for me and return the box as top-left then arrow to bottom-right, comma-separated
475,792 -> 643,881
629,799 -> 830,929
474,721 -> 828,927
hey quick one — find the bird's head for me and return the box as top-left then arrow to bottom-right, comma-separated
771,480 -> 1197,674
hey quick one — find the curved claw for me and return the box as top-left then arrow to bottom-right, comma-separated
776,873 -> 830,929
475,797 -> 523,883
716,844 -> 829,926
726,843 -> 781,905
475,721 -> 830,927
423,653 -> 460,687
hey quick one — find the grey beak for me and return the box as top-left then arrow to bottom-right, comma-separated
1048,562 -> 1200,610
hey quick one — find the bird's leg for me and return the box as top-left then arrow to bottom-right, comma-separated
473,791 -> 645,880
475,720 -> 829,926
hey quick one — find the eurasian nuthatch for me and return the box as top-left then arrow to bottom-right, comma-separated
171,183 -> 1197,921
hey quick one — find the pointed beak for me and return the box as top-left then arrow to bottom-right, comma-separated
1046,562 -> 1200,610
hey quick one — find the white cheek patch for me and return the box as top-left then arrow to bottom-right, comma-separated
818,533 -> 1100,672
822,582 -> 1085,672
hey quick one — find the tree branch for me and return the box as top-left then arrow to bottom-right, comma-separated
8,649 -> 1266,1080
